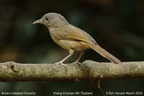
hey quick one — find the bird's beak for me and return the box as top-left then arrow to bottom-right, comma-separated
33,19 -> 43,24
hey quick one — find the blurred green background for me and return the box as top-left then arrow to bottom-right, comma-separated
0,0 -> 144,96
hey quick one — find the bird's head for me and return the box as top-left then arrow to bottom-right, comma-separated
33,12 -> 69,28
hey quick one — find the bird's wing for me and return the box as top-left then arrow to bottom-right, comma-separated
56,24 -> 97,45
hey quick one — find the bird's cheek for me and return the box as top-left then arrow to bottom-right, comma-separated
43,21 -> 47,25
47,22 -> 52,27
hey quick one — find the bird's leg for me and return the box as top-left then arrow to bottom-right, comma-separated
55,49 -> 74,66
73,51 -> 84,64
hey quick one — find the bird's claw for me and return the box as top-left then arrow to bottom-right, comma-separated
55,62 -> 67,67
73,61 -> 81,64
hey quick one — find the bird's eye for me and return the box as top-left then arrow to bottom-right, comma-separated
45,17 -> 49,21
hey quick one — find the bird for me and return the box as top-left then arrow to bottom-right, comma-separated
33,12 -> 121,65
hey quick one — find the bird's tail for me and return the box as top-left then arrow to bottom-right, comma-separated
89,44 -> 121,64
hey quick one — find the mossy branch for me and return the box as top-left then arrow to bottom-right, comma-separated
0,61 -> 144,82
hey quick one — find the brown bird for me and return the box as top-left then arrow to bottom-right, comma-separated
33,12 -> 121,64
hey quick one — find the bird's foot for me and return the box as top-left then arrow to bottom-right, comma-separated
73,61 -> 78,64
73,59 -> 81,64
55,62 -> 67,67
72,61 -> 81,66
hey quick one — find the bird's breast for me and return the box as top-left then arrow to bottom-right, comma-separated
57,39 -> 90,51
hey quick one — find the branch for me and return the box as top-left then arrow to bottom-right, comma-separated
0,61 -> 144,82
